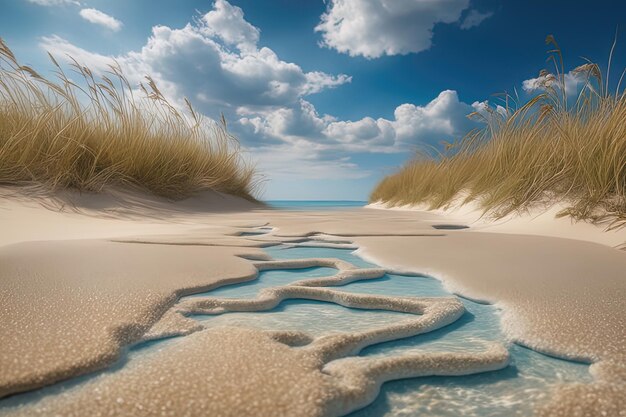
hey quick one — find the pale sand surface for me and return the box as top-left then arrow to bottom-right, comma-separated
1,187 -> 625,415
368,200 -> 626,248
4,327 -> 341,417
353,233 -> 626,361
0,186 -> 263,247
0,239 -> 262,397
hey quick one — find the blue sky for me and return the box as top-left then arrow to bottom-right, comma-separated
2,0 -> 625,200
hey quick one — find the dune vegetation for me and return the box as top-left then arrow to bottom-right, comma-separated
371,36 -> 626,227
0,38 -> 256,201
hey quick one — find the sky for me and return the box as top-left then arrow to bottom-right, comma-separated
1,0 -> 625,200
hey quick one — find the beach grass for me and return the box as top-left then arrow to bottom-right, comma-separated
0,39 -> 256,200
370,36 -> 626,227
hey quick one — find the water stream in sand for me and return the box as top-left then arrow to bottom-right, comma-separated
0,207 -> 591,416
190,245 -> 592,417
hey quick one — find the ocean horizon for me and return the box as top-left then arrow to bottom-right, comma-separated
264,200 -> 368,210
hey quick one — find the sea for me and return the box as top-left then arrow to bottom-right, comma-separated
264,200 -> 368,210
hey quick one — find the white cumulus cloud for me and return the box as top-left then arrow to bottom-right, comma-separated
39,0 -> 480,181
324,117 -> 396,147
79,8 -> 123,31
391,90 -> 476,145
26,0 -> 80,6
315,0 -> 470,58
240,90 -> 478,154
40,35 -> 117,72
460,10 -> 494,30
200,0 -> 260,52
43,4 -> 350,113
522,71 -> 586,96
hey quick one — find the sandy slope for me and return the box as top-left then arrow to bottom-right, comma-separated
367,200 -> 626,248
0,188 -> 511,417
0,186 -> 262,247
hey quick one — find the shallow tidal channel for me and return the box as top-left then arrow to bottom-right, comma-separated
0,245 -> 591,417
191,245 -> 592,417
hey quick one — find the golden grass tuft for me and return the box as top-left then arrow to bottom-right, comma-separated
370,36 -> 626,228
0,39 -> 256,201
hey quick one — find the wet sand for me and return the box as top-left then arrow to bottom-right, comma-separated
1,327 -> 507,417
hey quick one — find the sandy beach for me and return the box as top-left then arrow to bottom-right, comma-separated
0,187 -> 623,416
2,1 -> 625,415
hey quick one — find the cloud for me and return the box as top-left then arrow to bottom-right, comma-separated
39,1 -> 353,179
522,71 -> 586,96
471,100 -> 508,122
38,0 -> 479,181
324,117 -> 396,147
241,90 -> 478,154
251,144 -> 370,180
26,0 -> 79,6
79,8 -> 123,31
391,90 -> 476,145
40,35 -> 117,72
200,0 -> 259,52
239,99 -> 336,142
460,10 -> 494,30
42,9 -> 350,113
315,0 -> 470,58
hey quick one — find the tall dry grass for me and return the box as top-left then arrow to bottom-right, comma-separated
0,38 -> 256,200
371,36 -> 626,227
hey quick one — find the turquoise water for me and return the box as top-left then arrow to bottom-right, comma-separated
0,245 -> 591,416
188,266 -> 337,299
193,245 -> 591,416
265,200 -> 367,210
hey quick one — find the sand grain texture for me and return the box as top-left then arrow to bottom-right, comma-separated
0,327 -> 509,417
0,239 -> 261,397
2,189 -> 625,416
353,230 -> 626,416
353,232 -> 626,361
